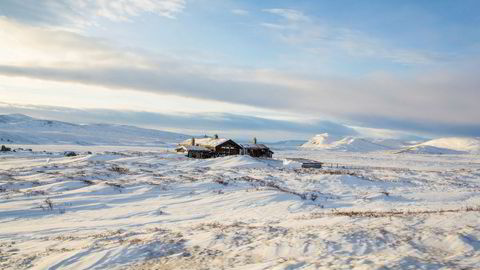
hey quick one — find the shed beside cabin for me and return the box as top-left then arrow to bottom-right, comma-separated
176,145 -> 213,159
284,158 -> 323,168
240,144 -> 274,158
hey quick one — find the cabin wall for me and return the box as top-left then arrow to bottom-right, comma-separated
187,150 -> 212,159
247,149 -> 273,158
214,141 -> 241,156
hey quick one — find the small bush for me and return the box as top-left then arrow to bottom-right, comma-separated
109,164 -> 130,174
41,198 -> 54,211
82,179 -> 95,185
214,179 -> 228,186
64,151 -> 77,157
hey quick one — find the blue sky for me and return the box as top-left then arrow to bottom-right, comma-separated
0,0 -> 479,140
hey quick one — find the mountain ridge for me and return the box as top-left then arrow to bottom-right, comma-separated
0,114 -> 190,146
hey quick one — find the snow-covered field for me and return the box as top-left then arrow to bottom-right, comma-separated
1,146 -> 479,269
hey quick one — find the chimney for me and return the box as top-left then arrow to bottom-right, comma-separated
253,137 -> 257,144
191,137 -> 195,146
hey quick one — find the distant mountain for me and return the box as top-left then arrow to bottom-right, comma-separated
301,133 -> 396,152
396,145 -> 466,155
400,137 -> 480,154
300,133 -> 423,152
0,114 -> 190,146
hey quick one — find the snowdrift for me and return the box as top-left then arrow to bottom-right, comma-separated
184,155 -> 273,169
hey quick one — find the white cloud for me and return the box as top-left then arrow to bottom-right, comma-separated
261,9 -> 441,65
0,0 -> 186,29
90,0 -> 186,21
231,9 -> 249,16
263,8 -> 309,22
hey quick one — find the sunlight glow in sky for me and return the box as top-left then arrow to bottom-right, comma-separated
1,0 -> 479,140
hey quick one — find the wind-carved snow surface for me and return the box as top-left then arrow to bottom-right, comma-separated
0,147 -> 479,269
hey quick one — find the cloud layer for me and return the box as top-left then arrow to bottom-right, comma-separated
1,4 -> 479,138
0,102 -> 358,140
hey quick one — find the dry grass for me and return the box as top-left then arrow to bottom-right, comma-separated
307,206 -> 480,218
82,179 -> 95,185
109,164 -> 130,174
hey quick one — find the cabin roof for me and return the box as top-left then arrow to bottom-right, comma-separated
240,143 -> 271,150
177,145 -> 210,151
180,137 -> 230,148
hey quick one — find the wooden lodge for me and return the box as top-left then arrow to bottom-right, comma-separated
240,138 -> 273,158
177,136 -> 274,159
240,144 -> 274,158
178,135 -> 242,158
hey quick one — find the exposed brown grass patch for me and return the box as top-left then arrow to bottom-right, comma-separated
306,206 -> 480,218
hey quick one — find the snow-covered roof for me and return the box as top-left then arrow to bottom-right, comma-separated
180,138 -> 229,148
177,145 -> 211,151
241,144 -> 271,150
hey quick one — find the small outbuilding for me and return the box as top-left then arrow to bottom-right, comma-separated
240,143 -> 273,158
176,145 -> 213,159
284,158 -> 323,168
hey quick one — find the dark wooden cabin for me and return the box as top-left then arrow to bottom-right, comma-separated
178,136 -> 242,157
212,139 -> 242,156
240,144 -> 273,158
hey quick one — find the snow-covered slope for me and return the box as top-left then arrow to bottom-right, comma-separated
0,114 -> 189,146
416,137 -> 480,154
396,145 -> 467,155
301,133 -> 394,152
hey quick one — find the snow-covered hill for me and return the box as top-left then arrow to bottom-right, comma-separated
415,137 -> 480,154
393,137 -> 480,155
0,114 -> 190,146
300,133 -> 396,152
396,145 -> 467,155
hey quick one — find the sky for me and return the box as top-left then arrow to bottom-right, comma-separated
0,0 -> 479,141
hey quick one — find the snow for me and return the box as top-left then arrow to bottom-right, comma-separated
180,138 -> 229,148
301,133 -> 394,152
416,137 -> 480,154
0,146 -> 479,269
0,114 -> 189,146
176,145 -> 210,151
301,134 -> 480,155
240,143 -> 270,149
282,159 -> 303,169
397,145 -> 467,155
